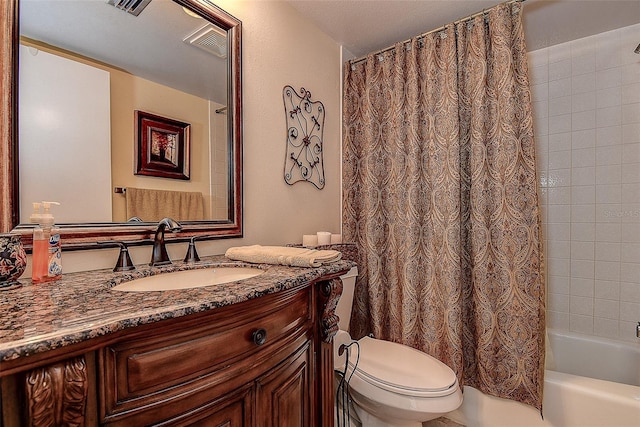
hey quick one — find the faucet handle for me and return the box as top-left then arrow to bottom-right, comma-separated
98,241 -> 136,272
184,236 -> 201,263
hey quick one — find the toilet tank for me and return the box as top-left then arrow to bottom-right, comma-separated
336,267 -> 358,331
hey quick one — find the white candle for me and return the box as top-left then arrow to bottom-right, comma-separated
303,234 -> 318,247
316,231 -> 331,245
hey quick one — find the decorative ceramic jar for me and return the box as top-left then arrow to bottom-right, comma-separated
0,234 -> 27,290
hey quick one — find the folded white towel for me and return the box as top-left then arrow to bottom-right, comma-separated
225,245 -> 342,268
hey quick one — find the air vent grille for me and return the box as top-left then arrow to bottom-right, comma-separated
106,0 -> 152,16
184,24 -> 227,59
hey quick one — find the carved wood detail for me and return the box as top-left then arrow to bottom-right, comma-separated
25,356 -> 88,427
318,277 -> 343,343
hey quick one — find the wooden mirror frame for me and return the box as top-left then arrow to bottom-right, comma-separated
0,0 -> 242,249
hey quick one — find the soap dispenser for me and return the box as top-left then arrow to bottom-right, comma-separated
31,201 -> 62,283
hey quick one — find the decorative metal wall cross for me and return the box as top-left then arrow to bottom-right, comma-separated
282,86 -> 325,189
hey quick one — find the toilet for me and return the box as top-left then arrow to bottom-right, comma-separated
334,267 -> 463,427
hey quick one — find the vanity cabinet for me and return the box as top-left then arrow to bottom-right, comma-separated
0,274 -> 344,427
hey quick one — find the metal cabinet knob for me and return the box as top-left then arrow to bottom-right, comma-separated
252,328 -> 267,346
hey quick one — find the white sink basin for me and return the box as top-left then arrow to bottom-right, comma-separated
111,267 -> 264,292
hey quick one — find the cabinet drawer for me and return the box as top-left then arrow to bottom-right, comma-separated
100,286 -> 311,422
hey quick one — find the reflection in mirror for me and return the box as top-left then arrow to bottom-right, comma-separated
0,0 -> 242,247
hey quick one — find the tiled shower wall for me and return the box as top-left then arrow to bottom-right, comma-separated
528,23 -> 640,343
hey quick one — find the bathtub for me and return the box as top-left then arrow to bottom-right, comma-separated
445,329 -> 640,427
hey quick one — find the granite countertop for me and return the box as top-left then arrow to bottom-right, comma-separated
0,254 -> 355,364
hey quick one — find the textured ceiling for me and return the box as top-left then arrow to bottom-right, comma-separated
285,0 -> 640,58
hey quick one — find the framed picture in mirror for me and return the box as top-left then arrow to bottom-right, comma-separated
134,110 -> 191,180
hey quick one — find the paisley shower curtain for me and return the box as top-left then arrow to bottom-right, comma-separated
342,2 -> 545,410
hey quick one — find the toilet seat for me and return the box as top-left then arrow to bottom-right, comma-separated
347,336 -> 458,398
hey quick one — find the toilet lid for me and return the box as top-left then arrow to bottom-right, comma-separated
347,337 -> 458,397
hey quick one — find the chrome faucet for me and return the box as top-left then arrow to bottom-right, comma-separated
150,217 -> 182,266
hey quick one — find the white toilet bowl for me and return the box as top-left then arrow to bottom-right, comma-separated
335,267 -> 463,427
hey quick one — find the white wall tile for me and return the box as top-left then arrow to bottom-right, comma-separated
595,260 -> 621,281
572,186 -> 596,204
620,263 -> 640,284
596,68 -> 622,90
620,223 -> 640,243
619,301 -> 640,321
571,241 -> 594,260
596,223 -> 621,242
594,317 -> 619,338
549,96 -> 572,116
570,314 -> 593,334
570,295 -> 594,315
622,123 -> 640,144
598,204 -> 622,223
571,259 -> 595,279
549,78 -> 572,98
548,256 -> 571,276
595,165 -> 621,185
572,167 -> 595,185
621,163 -> 640,183
571,203 -> 595,222
548,311 -> 570,329
594,298 -> 619,319
549,149 -> 571,169
621,103 -> 640,125
550,114 -> 572,134
549,132 -> 571,151
571,277 -> 594,297
572,54 -> 595,77
572,110 -> 596,131
620,282 -> 640,303
621,242 -> 640,263
596,106 -> 622,128
548,169 -> 571,187
621,83 -> 640,104
572,129 -> 596,149
620,64 -> 640,86
621,143 -> 640,164
572,91 -> 596,113
595,242 -> 621,261
530,63 -> 549,85
548,186 -> 571,204
596,126 -> 622,147
572,148 -> 595,168
596,184 -> 622,203
596,86 -> 621,109
549,58 -> 571,81
531,82 -> 549,102
595,145 -> 621,166
595,280 -> 620,300
572,222 -> 595,241
572,73 -> 595,94
549,292 -> 570,312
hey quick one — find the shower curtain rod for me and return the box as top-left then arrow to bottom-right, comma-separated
348,0 -> 527,66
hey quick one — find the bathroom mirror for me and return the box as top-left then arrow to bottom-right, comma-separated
0,0 -> 242,248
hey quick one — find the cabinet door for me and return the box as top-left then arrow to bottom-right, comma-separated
152,385 -> 253,427
255,342 -> 313,427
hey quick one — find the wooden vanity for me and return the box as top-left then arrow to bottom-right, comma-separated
0,256 -> 353,426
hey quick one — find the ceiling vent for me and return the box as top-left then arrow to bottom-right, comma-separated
183,24 -> 227,59
106,0 -> 152,17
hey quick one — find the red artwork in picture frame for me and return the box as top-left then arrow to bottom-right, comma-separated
134,111 -> 191,180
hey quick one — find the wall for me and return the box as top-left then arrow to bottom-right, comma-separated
59,0 -> 343,273
529,23 -> 640,342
